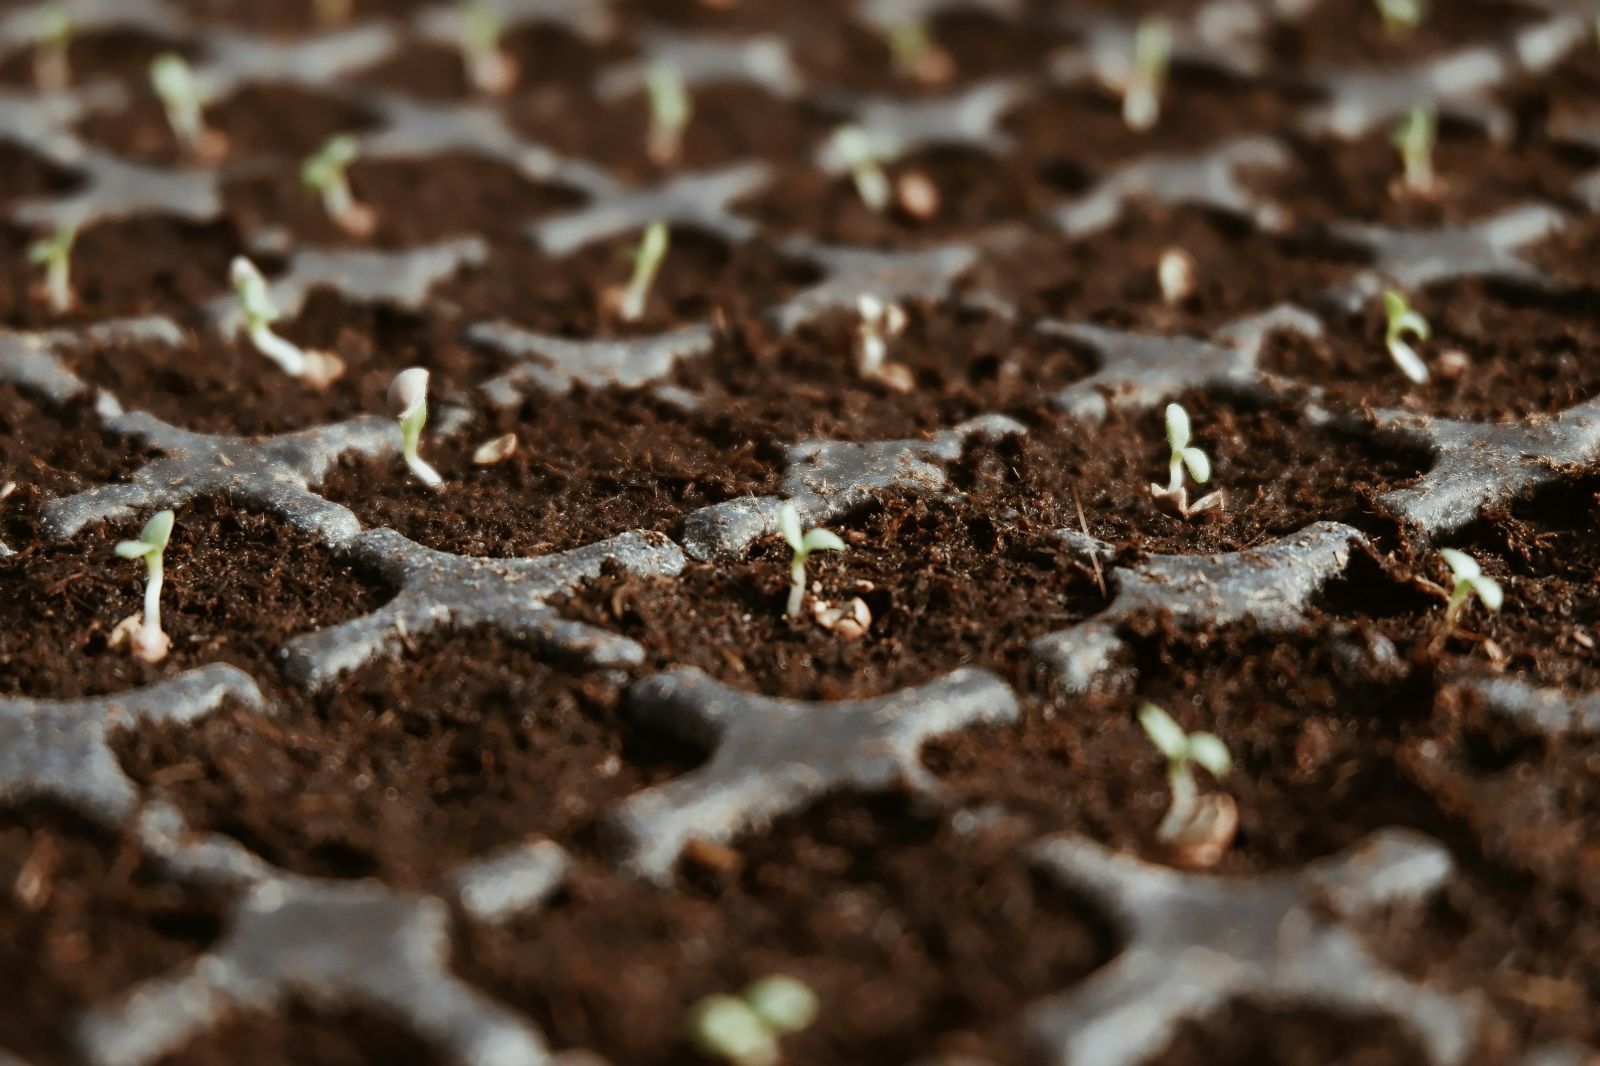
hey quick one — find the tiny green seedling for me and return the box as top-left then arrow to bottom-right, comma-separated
388,368 -> 443,489
1382,288 -> 1431,385
1123,16 -> 1173,132
461,0 -> 517,95
854,294 -> 911,391
150,52 -> 225,162
688,975 -> 818,1066
28,223 -> 76,313
1376,0 -> 1426,36
1391,104 -> 1439,198
1137,702 -> 1235,865
615,221 -> 669,322
33,3 -> 72,91
886,21 -> 952,85
1439,548 -> 1503,634
113,509 -> 175,663
831,125 -> 890,213
301,135 -> 376,237
231,256 -> 344,387
645,63 -> 693,166
779,502 -> 845,618
1150,402 -> 1222,517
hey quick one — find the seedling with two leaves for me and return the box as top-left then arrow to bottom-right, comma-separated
688,975 -> 818,1066
150,53 -> 226,162
111,510 -> 175,663
1150,402 -> 1222,518
779,502 -> 846,618
301,135 -> 377,236
231,257 -> 345,387
1138,702 -> 1236,868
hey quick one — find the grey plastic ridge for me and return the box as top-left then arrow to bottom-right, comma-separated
279,526 -> 687,688
610,665 -> 1021,881
1026,829 -> 1478,1066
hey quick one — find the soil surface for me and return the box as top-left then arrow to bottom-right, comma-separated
4,0 -> 1600,1063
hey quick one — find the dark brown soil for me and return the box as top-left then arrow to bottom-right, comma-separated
150,1000 -> 447,1066
1154,1004 -> 1423,1066
0,494 -> 388,699
1262,278 -> 1600,419
115,631 -> 703,887
221,151 -> 586,249
0,140 -> 81,210
0,804 -> 232,1066
320,388 -> 780,557
76,84 -> 376,167
1529,210 -> 1600,290
959,202 -> 1372,331
1003,66 -> 1310,174
59,292 -> 498,437
556,491 -> 1103,700
1249,122 -> 1599,229
455,794 -> 1117,1066
957,389 -> 1428,556
430,228 -> 819,337
1318,473 -> 1600,693
1271,0 -> 1543,69
509,84 -> 829,185
0,384 -> 151,545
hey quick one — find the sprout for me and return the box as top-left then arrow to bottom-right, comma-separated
853,294 -> 911,391
645,63 -> 693,166
779,502 -> 845,617
28,223 -> 76,313
1391,105 -> 1438,197
1376,0 -> 1426,36
1440,548 -> 1503,633
150,52 -> 224,162
1157,247 -> 1195,306
1382,288 -> 1431,385
388,368 -> 444,489
1137,702 -> 1235,865
617,221 -> 669,322
688,976 -> 818,1066
301,135 -> 376,236
461,0 -> 517,95
1149,402 -> 1222,517
1123,16 -> 1173,132
113,510 -> 175,663
230,256 -> 344,387
830,125 -> 891,213
33,3 -> 72,91
886,21 -> 952,85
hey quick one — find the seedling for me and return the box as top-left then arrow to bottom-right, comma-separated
33,3 -> 71,91
461,0 -> 517,95
1391,105 -> 1439,198
779,502 -> 845,618
1382,288 -> 1431,384
301,135 -> 376,236
886,21 -> 952,86
645,63 -> 693,166
1439,548 -> 1503,634
1150,402 -> 1222,517
689,975 -> 818,1066
389,368 -> 443,489
1376,0 -> 1426,36
854,294 -> 911,391
830,125 -> 890,213
615,222 -> 669,322
1123,16 -> 1173,132
113,510 -> 175,663
1137,702 -> 1236,867
230,256 -> 344,387
1157,247 -> 1195,305
150,53 -> 225,162
28,223 -> 76,313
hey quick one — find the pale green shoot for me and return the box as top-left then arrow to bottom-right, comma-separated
618,222 -> 670,322
388,368 -> 443,488
831,125 -> 890,212
1123,16 -> 1173,132
34,3 -> 72,90
1440,548 -> 1503,633
1151,402 -> 1221,516
151,52 -> 221,159
28,223 -> 76,313
114,509 -> 175,662
1382,289 -> 1431,384
301,134 -> 375,235
461,0 -> 516,94
1391,105 -> 1438,196
645,63 -> 693,165
1138,702 -> 1232,844
688,975 -> 818,1066
231,256 -> 344,386
780,502 -> 846,617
